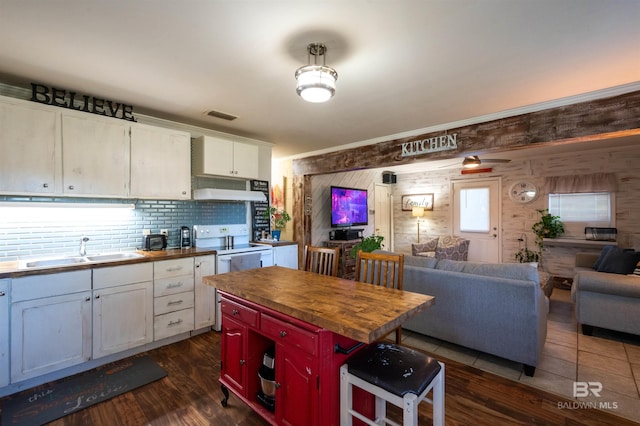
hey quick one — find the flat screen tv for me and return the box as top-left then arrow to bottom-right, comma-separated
330,186 -> 368,227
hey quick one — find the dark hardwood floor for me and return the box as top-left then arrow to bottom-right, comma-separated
1,331 -> 636,426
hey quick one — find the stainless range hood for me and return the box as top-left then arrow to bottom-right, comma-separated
193,188 -> 267,202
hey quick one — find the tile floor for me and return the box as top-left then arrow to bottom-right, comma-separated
403,288 -> 640,423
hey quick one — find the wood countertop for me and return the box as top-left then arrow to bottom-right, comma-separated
251,240 -> 298,247
205,266 -> 435,343
0,247 -> 219,279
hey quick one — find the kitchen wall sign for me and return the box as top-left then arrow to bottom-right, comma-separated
30,82 -> 136,122
401,193 -> 434,211
400,133 -> 457,158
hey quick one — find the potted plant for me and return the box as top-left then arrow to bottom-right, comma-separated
532,208 -> 564,251
264,206 -> 291,240
514,246 -> 540,265
350,234 -> 384,257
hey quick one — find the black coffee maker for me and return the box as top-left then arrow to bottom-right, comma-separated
179,226 -> 191,248
257,346 -> 276,411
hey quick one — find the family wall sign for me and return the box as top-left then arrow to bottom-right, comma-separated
30,83 -> 137,122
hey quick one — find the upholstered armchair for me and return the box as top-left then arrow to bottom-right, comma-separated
412,236 -> 470,261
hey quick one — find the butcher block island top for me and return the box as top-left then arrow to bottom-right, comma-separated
204,265 -> 435,343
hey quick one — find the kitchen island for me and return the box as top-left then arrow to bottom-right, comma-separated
204,266 -> 434,426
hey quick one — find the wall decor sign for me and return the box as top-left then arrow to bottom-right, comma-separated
30,83 -> 136,122
402,193 -> 434,211
400,133 -> 457,158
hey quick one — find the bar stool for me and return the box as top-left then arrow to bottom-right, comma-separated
340,343 -> 444,426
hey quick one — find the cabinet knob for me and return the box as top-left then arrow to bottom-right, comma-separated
68,185 -> 75,190
239,359 -> 245,365
232,309 -> 239,316
85,296 -> 90,301
0,291 -> 5,297
43,183 -> 49,188
275,382 -> 281,389
279,330 -> 287,338
182,190 -> 187,195
95,294 -> 100,299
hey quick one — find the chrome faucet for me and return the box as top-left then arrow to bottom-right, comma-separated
80,236 -> 89,256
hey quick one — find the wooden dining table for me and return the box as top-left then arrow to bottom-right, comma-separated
204,265 -> 435,426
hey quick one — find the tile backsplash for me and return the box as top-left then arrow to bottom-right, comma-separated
0,197 -> 247,260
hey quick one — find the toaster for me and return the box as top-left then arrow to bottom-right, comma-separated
144,234 -> 167,251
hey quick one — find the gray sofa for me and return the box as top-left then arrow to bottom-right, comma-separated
402,255 -> 548,376
572,251 -> 640,336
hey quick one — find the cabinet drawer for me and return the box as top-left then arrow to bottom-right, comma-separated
154,258 -> 194,279
154,275 -> 194,296
154,308 -> 194,340
93,262 -> 153,289
12,270 -> 91,302
220,298 -> 258,328
154,291 -> 194,316
261,314 -> 317,356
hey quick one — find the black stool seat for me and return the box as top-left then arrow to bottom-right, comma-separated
347,343 -> 442,397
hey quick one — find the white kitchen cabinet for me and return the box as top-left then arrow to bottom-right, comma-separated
273,244 -> 299,269
61,112 -> 129,197
153,258 -> 195,340
92,263 -> 154,358
192,135 -> 259,180
130,123 -> 191,199
10,271 -> 92,382
194,255 -> 217,330
0,280 -> 9,387
0,96 -> 59,195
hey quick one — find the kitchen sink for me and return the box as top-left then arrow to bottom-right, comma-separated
18,252 -> 145,269
20,256 -> 88,269
85,253 -> 145,262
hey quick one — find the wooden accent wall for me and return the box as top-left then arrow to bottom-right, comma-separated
292,90 -> 640,255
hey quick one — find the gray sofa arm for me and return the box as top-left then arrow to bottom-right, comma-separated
575,271 -> 640,298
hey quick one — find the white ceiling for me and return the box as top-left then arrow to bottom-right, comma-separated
0,1 -> 638,161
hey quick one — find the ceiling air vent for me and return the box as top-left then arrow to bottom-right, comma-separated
206,110 -> 238,121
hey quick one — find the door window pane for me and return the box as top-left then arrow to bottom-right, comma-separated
460,188 -> 489,232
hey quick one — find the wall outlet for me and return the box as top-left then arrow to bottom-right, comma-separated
142,229 -> 151,236
160,229 -> 168,236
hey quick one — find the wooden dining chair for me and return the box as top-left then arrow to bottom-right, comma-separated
302,245 -> 340,277
354,250 -> 405,344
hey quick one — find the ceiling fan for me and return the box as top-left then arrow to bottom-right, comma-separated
439,155 -> 511,169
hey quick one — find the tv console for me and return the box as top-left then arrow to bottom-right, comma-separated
329,228 -> 363,241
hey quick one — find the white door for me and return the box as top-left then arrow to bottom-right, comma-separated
194,255 -> 217,330
11,292 -> 92,381
374,184 -> 393,251
92,281 -> 153,358
452,178 -> 501,263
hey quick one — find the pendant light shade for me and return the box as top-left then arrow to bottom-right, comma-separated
295,43 -> 338,103
462,155 -> 482,168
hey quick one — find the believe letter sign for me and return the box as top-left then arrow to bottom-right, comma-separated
30,83 -> 136,122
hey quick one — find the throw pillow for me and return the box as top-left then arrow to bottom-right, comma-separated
411,237 -> 439,256
596,247 -> 640,275
435,237 -> 469,261
592,245 -> 616,270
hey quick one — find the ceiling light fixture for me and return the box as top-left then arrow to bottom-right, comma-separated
462,155 -> 482,168
295,43 -> 338,103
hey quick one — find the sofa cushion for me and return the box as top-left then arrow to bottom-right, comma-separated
592,245 -> 616,270
435,236 -> 469,261
411,238 -> 439,256
462,262 -> 539,284
405,255 -> 438,269
596,247 -> 640,275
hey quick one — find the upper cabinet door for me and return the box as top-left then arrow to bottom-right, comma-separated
61,112 -> 130,197
192,135 -> 259,180
0,97 -> 59,194
233,141 -> 259,180
130,123 -> 191,199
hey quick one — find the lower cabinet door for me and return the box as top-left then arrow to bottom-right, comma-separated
276,346 -> 319,426
93,281 -> 153,358
221,315 -> 248,395
11,291 -> 92,382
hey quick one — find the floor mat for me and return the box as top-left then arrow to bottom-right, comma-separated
1,355 -> 167,426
